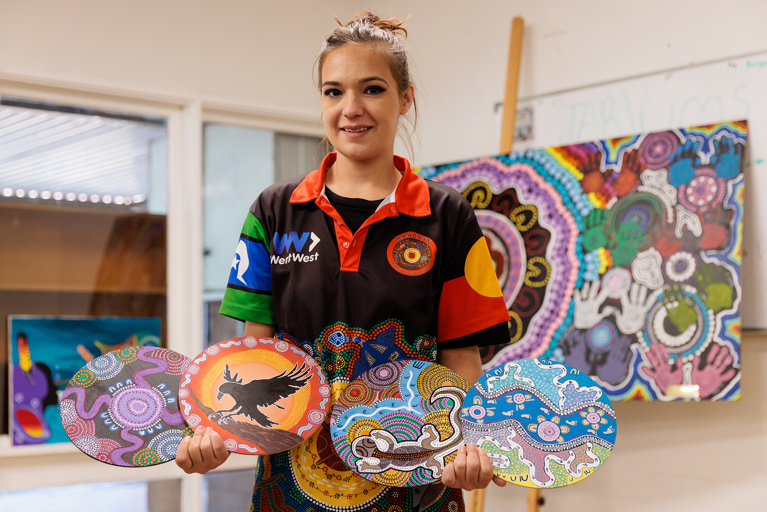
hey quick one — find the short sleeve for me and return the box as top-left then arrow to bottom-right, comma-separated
437,210 -> 510,344
219,199 -> 276,325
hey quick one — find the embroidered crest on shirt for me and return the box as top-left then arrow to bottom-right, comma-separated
387,231 -> 437,276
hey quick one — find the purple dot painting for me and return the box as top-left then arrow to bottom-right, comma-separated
60,346 -> 191,467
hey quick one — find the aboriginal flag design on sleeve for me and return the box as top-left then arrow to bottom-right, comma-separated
437,224 -> 510,343
220,211 -> 276,325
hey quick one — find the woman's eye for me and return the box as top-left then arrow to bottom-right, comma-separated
365,86 -> 385,94
323,89 -> 342,97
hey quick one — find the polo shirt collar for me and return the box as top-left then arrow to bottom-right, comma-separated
289,152 -> 431,217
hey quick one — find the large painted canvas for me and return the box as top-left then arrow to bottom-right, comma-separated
420,121 -> 745,401
8,316 -> 161,445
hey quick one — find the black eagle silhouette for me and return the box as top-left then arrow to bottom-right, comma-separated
208,363 -> 312,428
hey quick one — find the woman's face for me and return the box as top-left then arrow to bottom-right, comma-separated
320,43 -> 413,166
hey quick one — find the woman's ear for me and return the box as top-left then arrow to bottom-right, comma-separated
400,83 -> 415,115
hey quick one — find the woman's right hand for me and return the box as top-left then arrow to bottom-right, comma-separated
176,426 -> 230,474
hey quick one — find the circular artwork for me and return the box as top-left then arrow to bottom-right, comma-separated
60,346 -> 191,467
179,336 -> 330,455
330,359 -> 469,487
461,358 -> 617,488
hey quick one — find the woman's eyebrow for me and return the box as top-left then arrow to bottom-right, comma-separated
322,76 -> 390,88
360,76 -> 389,85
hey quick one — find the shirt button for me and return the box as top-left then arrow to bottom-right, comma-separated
389,206 -> 394,213
342,241 -> 349,248
336,219 -> 342,225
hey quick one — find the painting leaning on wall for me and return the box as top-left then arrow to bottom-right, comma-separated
419,120 -> 745,401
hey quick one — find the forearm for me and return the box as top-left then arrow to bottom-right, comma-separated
437,345 -> 483,386
243,321 -> 276,338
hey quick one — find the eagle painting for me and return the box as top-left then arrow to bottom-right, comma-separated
208,363 -> 312,428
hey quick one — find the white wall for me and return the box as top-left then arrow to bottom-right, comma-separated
2,1 -> 767,510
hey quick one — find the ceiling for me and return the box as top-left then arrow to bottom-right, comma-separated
0,102 -> 166,207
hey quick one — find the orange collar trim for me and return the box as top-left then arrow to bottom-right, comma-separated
289,152 -> 431,217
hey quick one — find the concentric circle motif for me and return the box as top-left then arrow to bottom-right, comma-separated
428,157 -> 582,363
606,193 -> 666,250
601,268 -> 632,299
64,417 -> 95,438
179,336 -> 329,455
86,353 -> 123,380
308,409 -> 326,424
461,358 -> 616,488
147,348 -> 189,375
586,321 -> 617,353
476,209 -> 527,306
367,363 -> 400,389
468,405 -> 486,420
109,386 -> 164,430
61,346 -> 191,467
678,168 -> 725,211
74,435 -> 100,456
338,381 -> 376,408
60,399 -> 78,425
639,286 -> 713,361
132,447 -> 161,466
148,429 -> 186,459
638,131 -> 679,170
665,251 -> 696,282
70,368 -> 97,388
114,347 -> 139,363
330,360 -> 469,487
387,232 -> 437,276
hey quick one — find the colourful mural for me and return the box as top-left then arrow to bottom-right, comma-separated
9,316 -> 161,445
420,121 -> 745,401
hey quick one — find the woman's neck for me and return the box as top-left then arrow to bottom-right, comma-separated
324,152 -> 402,200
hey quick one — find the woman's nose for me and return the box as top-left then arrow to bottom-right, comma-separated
342,92 -> 364,118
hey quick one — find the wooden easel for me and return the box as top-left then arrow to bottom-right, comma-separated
467,15 -> 543,512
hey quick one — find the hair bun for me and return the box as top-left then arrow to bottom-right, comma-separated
337,11 -> 409,39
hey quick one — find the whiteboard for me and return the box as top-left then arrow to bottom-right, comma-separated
507,52 -> 767,329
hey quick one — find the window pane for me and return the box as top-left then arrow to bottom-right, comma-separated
0,98 -> 168,438
202,127 -> 324,348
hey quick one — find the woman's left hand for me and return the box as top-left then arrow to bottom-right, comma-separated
441,443 -> 507,490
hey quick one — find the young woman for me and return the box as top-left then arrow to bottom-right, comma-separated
177,13 -> 511,511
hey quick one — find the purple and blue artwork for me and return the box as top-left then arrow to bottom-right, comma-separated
461,358 -> 616,488
61,346 -> 190,466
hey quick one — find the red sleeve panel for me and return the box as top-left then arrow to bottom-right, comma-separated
438,237 -> 510,342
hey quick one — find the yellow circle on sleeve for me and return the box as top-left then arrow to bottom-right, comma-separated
465,238 -> 504,298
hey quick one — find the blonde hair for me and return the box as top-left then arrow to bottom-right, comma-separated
316,12 -> 418,159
